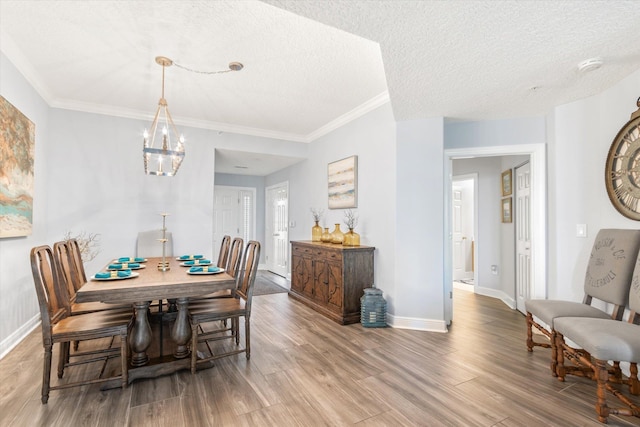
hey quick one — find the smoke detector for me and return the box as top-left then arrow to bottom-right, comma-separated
577,57 -> 604,73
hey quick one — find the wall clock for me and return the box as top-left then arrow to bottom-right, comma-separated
605,97 -> 640,220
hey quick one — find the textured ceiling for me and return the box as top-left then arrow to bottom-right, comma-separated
1,1 -> 640,175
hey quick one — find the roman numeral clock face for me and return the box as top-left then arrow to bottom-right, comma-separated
605,98 -> 640,220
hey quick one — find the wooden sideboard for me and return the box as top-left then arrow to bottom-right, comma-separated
289,241 -> 375,325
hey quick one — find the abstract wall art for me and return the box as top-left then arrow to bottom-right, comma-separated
0,95 -> 35,238
328,155 -> 357,209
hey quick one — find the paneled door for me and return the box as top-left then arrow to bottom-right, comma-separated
452,185 -> 465,281
213,186 -> 255,263
515,162 -> 531,314
265,182 -> 288,277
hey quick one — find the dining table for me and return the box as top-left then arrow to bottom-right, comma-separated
75,256 -> 236,386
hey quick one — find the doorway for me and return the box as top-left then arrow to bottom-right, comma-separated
213,185 -> 256,259
265,182 -> 289,277
452,174 -> 477,291
443,144 -> 547,325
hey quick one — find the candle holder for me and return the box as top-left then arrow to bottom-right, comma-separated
157,213 -> 170,271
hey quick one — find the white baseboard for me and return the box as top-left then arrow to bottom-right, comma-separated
0,314 -> 40,360
386,313 -> 448,332
474,286 -> 516,309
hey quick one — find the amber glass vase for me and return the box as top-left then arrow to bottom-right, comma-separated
343,228 -> 360,246
330,223 -> 344,244
321,227 -> 332,243
311,220 -> 322,242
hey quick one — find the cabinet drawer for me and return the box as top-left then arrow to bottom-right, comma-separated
292,244 -> 341,261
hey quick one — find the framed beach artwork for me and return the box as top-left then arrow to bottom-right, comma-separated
0,95 -> 35,238
328,155 -> 357,209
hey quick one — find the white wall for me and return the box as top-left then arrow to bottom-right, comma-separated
394,118 -> 446,331
266,102 -> 398,314
0,52 -> 50,357
549,69 -> 640,302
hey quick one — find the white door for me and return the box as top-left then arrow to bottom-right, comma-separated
213,187 -> 239,260
515,162 -> 531,313
452,177 -> 476,283
452,185 -> 465,281
213,186 -> 255,262
265,182 -> 288,277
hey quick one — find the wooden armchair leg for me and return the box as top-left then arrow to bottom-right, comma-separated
245,316 -> 250,360
630,363 -> 639,396
526,312 -> 534,352
42,345 -> 52,404
555,332 -> 566,381
595,359 -> 611,423
190,323 -> 198,374
120,332 -> 128,388
550,330 -> 558,377
57,342 -> 69,379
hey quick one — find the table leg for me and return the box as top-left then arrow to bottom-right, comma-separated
129,301 -> 152,367
172,297 -> 191,359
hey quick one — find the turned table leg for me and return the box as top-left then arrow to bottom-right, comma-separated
129,301 -> 152,367
172,297 -> 191,359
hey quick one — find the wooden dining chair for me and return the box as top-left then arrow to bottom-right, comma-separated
31,245 -> 132,403
53,240 -> 132,316
191,237 -> 244,302
189,240 -> 260,373
217,235 -> 231,270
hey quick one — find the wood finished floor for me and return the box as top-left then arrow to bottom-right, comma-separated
1,278 -> 639,426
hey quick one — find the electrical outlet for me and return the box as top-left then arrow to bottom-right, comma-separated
491,265 -> 498,275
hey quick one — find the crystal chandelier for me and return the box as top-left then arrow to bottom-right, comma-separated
143,56 -> 185,176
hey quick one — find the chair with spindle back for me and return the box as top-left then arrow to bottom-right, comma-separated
525,229 -> 640,377
189,240 -> 260,373
30,245 -> 132,403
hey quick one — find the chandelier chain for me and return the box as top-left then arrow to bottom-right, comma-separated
173,62 -> 235,75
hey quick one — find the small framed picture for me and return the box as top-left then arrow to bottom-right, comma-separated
502,197 -> 512,223
501,169 -> 512,197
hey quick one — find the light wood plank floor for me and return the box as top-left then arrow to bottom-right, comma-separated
1,281 -> 639,426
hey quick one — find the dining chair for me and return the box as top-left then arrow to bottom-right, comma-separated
525,229 -> 640,377
189,240 -> 260,373
30,245 -> 132,403
217,235 -> 231,271
53,240 -> 132,316
192,237 -> 244,302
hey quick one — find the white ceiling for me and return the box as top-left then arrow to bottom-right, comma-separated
1,1 -> 640,175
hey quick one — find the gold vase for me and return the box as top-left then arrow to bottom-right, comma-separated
312,220 -> 322,242
321,227 -> 332,243
343,228 -> 360,246
330,223 -> 344,244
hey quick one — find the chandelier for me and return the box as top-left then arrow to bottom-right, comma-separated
143,56 -> 185,176
143,56 -> 244,176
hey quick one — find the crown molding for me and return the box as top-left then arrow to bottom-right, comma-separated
3,40 -> 391,144
306,91 -> 391,141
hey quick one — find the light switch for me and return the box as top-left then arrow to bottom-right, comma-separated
576,224 -> 587,238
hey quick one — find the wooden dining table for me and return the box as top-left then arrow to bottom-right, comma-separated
76,256 -> 235,385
